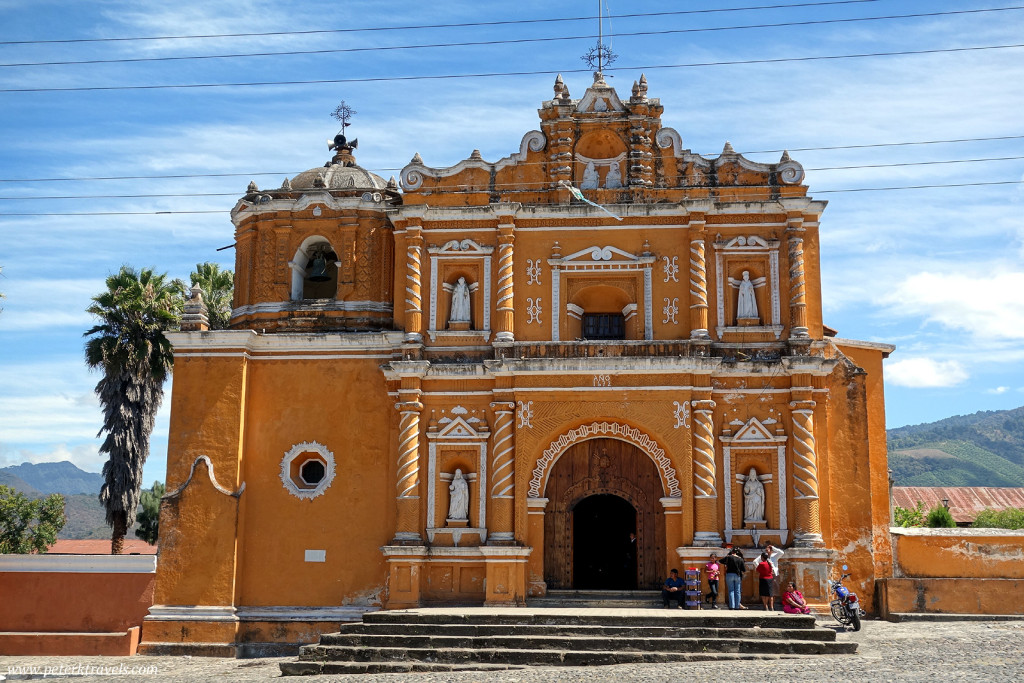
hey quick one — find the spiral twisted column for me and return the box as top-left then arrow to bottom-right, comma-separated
394,400 -> 424,541
403,227 -> 424,343
688,221 -> 710,340
790,400 -> 823,547
691,400 -> 721,546
488,401 -> 516,543
787,228 -> 809,338
495,226 -> 516,343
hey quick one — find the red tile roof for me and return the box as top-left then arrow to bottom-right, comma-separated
892,486 -> 1024,523
46,539 -> 157,555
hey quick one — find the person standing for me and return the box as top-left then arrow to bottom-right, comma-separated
756,552 -> 776,611
718,548 -> 747,610
704,553 -> 721,609
764,542 -> 784,597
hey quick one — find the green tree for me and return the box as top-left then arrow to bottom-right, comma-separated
971,507 -> 1024,530
0,485 -> 67,553
85,266 -> 179,554
893,500 -> 925,527
135,481 -> 165,545
925,504 -> 957,528
173,262 -> 234,330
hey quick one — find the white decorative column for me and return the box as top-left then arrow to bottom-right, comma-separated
790,400 -> 823,547
495,224 -> 516,342
691,399 -> 721,546
394,400 -> 424,542
786,214 -> 809,339
489,401 -> 516,543
404,225 -> 424,343
688,215 -> 710,340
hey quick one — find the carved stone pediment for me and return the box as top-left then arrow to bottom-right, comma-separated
721,417 -> 786,444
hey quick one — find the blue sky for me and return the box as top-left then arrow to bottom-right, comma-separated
1,0 -> 1023,485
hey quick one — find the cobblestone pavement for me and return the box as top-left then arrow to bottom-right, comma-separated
3,618 -> 1022,681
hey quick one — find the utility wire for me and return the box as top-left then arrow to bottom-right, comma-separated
2,180 -> 1021,214
5,7 -> 1020,68
0,1 -> 881,46
1,151 -> 1022,191
5,43 -> 1022,93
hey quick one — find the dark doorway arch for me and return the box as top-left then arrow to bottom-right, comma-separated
572,494 -> 637,589
543,437 -> 666,590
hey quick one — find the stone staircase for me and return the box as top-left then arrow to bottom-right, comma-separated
279,607 -> 856,675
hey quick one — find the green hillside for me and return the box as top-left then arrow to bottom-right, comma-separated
887,406 -> 1024,487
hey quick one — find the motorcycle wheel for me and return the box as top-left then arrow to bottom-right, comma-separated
850,611 -> 862,632
830,603 -> 849,625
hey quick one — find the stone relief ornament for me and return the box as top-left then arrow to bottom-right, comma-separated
673,400 -> 691,429
662,297 -> 679,325
526,297 -> 543,325
526,258 -> 543,285
517,400 -> 534,429
663,255 -> 679,283
581,161 -> 599,190
605,162 -> 622,189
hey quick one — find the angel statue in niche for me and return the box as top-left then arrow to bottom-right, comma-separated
728,270 -> 766,324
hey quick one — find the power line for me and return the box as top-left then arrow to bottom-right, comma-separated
0,1 -> 880,46
2,179 -> 1021,214
1,138 -> 1022,185
6,7 -> 1021,68
6,43 -> 1022,93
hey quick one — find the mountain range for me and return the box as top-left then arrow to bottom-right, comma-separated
887,406 -> 1024,487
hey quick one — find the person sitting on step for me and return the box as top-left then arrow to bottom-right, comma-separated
662,568 -> 685,609
782,581 -> 812,614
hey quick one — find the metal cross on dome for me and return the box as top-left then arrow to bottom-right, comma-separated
581,1 -> 617,72
331,100 -> 357,133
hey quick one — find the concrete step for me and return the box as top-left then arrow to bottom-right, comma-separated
283,661 -> 525,675
326,623 -> 837,642
314,631 -> 842,653
294,640 -> 856,667
364,610 -> 820,630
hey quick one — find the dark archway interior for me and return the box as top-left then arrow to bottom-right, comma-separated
572,494 -> 637,590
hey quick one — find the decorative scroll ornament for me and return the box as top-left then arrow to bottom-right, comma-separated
662,297 -> 679,325
673,400 -> 691,429
663,255 -> 679,283
526,258 -> 543,285
517,400 -> 534,429
526,297 -> 543,325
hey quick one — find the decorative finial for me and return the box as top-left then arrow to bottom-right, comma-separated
722,141 -> 736,155
639,73 -> 648,95
247,180 -> 258,193
554,74 -> 565,97
551,241 -> 562,258
470,149 -> 483,160
281,177 -> 292,191
780,150 -> 792,162
411,152 -> 423,164
387,176 -> 398,190
632,80 -> 640,98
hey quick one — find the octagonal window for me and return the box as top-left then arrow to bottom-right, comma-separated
280,441 -> 335,500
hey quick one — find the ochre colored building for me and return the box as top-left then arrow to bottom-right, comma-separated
142,73 -> 895,654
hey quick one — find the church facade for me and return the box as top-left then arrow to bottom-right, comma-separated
142,73 -> 894,654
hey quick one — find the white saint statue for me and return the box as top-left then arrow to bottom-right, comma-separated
605,162 -> 622,189
728,270 -> 766,323
448,468 -> 469,521
580,161 -> 599,189
743,467 -> 766,522
449,277 -> 472,324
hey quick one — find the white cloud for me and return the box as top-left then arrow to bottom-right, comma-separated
0,442 -> 103,472
885,357 -> 968,388
988,386 -> 1010,394
880,271 -> 1024,340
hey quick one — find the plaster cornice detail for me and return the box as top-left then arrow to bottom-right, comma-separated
167,330 -> 404,354
164,455 -> 244,500
401,130 -> 546,191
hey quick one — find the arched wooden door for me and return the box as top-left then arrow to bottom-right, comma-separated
543,437 -> 665,590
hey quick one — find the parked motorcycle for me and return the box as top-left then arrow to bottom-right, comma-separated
828,564 -> 865,631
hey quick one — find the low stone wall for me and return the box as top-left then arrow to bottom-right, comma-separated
878,528 -> 1024,616
0,554 -> 155,655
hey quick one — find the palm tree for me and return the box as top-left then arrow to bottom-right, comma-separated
85,266 -> 179,554
174,262 -> 234,330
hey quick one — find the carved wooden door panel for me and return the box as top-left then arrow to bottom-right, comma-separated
543,438 -> 665,589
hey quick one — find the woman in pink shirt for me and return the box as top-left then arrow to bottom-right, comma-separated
782,581 -> 812,614
704,553 -> 721,609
